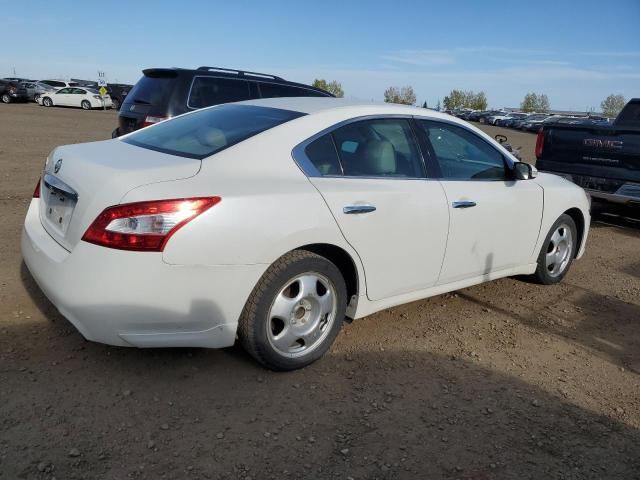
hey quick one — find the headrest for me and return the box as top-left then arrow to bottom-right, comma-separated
363,139 -> 396,175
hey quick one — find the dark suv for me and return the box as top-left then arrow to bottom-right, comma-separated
0,79 -> 29,103
113,66 -> 333,137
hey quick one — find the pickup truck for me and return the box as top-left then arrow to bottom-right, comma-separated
535,99 -> 640,207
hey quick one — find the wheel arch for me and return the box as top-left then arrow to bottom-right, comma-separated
295,243 -> 360,318
563,207 -> 585,258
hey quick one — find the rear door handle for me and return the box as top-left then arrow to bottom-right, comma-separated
452,201 -> 477,209
343,204 -> 376,214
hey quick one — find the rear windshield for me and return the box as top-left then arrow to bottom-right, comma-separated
125,74 -> 176,106
122,104 -> 305,159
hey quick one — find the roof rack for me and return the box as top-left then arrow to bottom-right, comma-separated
197,66 -> 284,81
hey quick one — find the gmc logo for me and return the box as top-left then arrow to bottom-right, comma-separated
583,138 -> 624,149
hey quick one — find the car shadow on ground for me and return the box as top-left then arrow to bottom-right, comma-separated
459,280 -> 640,375
3,264 -> 639,479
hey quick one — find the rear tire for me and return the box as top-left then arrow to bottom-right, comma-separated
531,214 -> 577,285
238,250 -> 347,371
112,98 -> 120,110
1,93 -> 10,104
81,100 -> 91,110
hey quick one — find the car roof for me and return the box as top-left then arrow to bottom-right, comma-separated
235,96 -> 457,121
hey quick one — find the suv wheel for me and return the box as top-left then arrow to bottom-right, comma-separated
238,250 -> 347,371
1,93 -> 10,104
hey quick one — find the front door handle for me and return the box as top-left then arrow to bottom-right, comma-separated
343,204 -> 376,215
452,201 -> 477,209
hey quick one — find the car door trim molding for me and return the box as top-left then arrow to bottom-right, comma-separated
292,114 -> 430,180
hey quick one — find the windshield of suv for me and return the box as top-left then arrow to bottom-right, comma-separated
122,104 -> 305,159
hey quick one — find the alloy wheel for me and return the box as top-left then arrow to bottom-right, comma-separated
266,273 -> 337,357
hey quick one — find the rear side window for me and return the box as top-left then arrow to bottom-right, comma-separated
305,135 -> 342,175
331,119 -> 424,178
259,82 -> 327,98
188,77 -> 250,109
126,74 -> 176,106
123,104 -> 305,159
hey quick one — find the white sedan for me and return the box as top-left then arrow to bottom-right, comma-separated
22,98 -> 590,370
38,87 -> 112,109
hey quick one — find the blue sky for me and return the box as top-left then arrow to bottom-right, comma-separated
2,0 -> 639,110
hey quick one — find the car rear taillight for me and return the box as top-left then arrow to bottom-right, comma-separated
33,178 -> 41,198
142,115 -> 167,128
82,197 -> 221,252
535,130 -> 544,159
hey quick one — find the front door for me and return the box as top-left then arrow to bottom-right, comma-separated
415,119 -> 543,284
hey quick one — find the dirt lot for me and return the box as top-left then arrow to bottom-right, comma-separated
1,103 -> 639,480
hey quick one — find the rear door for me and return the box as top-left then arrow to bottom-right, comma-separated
301,117 -> 449,301
416,119 -> 543,284
70,88 -> 87,107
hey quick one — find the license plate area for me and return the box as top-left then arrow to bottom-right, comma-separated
43,188 -> 76,235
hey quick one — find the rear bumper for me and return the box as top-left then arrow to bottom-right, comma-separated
21,200 -> 265,348
587,189 -> 640,206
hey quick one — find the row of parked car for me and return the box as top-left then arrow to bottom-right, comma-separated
0,77 -> 132,110
446,108 -> 611,132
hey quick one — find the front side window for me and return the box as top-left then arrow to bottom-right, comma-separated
331,119 -> 424,178
123,104 -> 305,159
418,120 -> 506,180
188,77 -> 250,109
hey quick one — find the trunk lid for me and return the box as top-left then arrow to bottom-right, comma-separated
39,139 -> 201,251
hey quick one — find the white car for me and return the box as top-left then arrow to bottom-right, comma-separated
22,98 -> 591,370
38,87 -> 112,109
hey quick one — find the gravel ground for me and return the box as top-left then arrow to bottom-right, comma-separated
1,103 -> 639,480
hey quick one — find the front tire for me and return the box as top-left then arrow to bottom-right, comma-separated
81,100 -> 91,110
532,214 -> 577,285
43,97 -> 53,107
238,250 -> 347,371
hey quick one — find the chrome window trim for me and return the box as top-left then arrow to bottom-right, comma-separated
292,114 -> 429,180
292,114 -> 516,180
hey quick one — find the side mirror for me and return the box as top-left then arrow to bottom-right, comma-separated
514,162 -> 538,180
